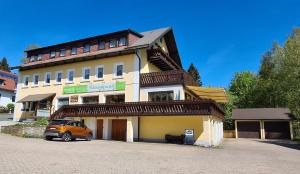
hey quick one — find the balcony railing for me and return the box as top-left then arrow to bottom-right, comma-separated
50,100 -> 224,120
147,48 -> 181,71
140,70 -> 199,87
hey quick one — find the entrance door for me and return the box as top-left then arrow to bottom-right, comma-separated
264,121 -> 290,139
237,121 -> 261,138
112,119 -> 127,141
97,119 -> 103,139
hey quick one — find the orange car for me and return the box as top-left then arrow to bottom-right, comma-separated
44,119 -> 93,142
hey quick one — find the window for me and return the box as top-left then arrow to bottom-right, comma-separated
118,37 -> 127,46
82,96 -> 99,104
33,74 -> 39,86
109,39 -> 117,48
114,63 -> 124,77
12,96 -> 15,102
71,47 -> 77,55
105,94 -> 125,104
0,93 -> 1,99
98,41 -> 105,50
148,91 -> 174,102
95,65 -> 104,80
37,54 -> 42,60
83,44 -> 90,53
0,79 -> 4,86
57,97 -> 69,109
67,69 -> 75,83
23,75 -> 29,87
60,49 -> 66,57
55,71 -> 63,84
44,72 -> 51,85
82,67 -> 91,81
50,51 -> 56,58
30,56 -> 35,62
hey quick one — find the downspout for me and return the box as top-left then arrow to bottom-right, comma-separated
135,49 -> 142,141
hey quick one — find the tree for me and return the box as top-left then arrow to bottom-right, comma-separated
0,57 -> 10,72
187,63 -> 202,86
229,71 -> 257,108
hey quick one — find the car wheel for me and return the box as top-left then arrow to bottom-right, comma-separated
86,134 -> 92,141
45,136 -> 53,141
62,132 -> 72,142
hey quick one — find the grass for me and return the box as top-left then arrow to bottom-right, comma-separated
294,136 -> 300,143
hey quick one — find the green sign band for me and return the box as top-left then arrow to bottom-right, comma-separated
63,81 -> 125,94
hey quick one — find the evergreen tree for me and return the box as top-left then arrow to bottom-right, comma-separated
187,63 -> 202,86
0,57 -> 10,72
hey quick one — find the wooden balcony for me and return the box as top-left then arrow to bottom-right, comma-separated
147,48 -> 181,71
49,100 -> 224,120
140,70 -> 199,87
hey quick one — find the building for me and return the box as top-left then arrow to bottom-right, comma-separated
14,27 -> 226,146
232,108 -> 295,140
0,70 -> 17,108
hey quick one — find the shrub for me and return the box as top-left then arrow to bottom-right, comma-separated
0,106 -> 9,113
7,103 -> 14,112
33,118 -> 49,126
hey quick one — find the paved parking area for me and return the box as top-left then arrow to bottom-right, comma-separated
0,133 -> 300,174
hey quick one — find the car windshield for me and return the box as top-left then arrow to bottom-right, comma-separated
49,120 -> 69,125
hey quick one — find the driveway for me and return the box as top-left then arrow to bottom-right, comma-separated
0,113 -> 13,121
0,134 -> 299,174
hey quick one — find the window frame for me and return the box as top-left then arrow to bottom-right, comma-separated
66,69 -> 75,83
114,62 -> 124,78
44,72 -> 51,86
37,54 -> 42,61
60,49 -> 66,57
23,75 -> 30,87
82,67 -> 91,81
95,65 -> 104,80
71,47 -> 77,55
148,91 -> 174,102
118,37 -> 127,46
32,74 -> 39,86
83,44 -> 90,53
55,71 -> 63,84
98,41 -> 106,50
109,39 -> 117,48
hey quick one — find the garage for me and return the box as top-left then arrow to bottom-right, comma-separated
237,121 -> 260,139
233,108 -> 295,140
111,119 -> 127,141
264,121 -> 290,139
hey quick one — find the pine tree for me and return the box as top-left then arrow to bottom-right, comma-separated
187,63 -> 202,86
0,57 -> 10,72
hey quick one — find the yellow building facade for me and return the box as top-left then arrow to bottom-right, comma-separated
14,27 -> 224,147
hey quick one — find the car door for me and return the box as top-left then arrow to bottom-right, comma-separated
76,122 -> 86,138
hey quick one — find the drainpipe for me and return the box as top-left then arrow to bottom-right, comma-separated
135,49 -> 142,141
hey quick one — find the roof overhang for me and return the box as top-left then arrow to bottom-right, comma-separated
186,86 -> 228,103
17,93 -> 56,103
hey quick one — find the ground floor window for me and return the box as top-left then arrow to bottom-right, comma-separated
82,96 -> 99,104
148,91 -> 174,102
106,94 -> 125,104
57,98 -> 69,109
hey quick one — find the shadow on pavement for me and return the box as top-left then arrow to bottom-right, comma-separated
256,139 -> 300,150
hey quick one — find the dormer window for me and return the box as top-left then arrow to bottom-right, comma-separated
71,47 -> 77,55
50,51 -> 56,58
98,41 -> 105,50
60,49 -> 66,57
0,79 -> 4,86
109,39 -> 117,48
118,37 -> 127,46
30,56 -> 35,62
83,44 -> 90,53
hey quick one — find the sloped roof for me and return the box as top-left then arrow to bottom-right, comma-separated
186,86 -> 228,103
0,77 -> 16,92
232,108 -> 295,120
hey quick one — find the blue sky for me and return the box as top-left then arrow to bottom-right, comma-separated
0,0 -> 299,87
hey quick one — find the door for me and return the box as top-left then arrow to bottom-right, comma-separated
264,121 -> 290,139
112,119 -> 127,141
97,119 -> 103,139
237,121 -> 261,138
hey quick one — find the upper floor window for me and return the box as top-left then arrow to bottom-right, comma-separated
23,75 -> 29,87
67,69 -> 75,83
60,49 -> 66,57
95,65 -> 104,80
50,51 -> 56,58
98,41 -> 105,50
55,71 -> 63,84
12,96 -> 15,102
148,91 -> 174,102
118,37 -> 127,46
71,47 -> 77,55
83,44 -> 90,53
33,74 -> 39,86
109,39 -> 117,48
82,67 -> 91,81
114,63 -> 124,77
37,54 -> 42,61
30,56 -> 35,62
44,72 -> 51,85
